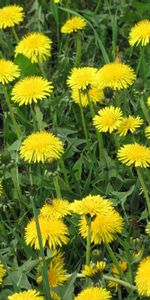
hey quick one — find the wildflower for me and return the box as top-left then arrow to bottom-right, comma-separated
37,252 -> 68,287
25,216 -> 69,250
70,194 -> 113,217
0,5 -> 24,29
108,261 -> 127,290
20,131 -> 64,163
79,209 -> 123,244
117,143 -> 150,168
93,106 -> 123,133
145,126 -> 150,139
11,76 -> 53,106
61,16 -> 86,34
82,261 -> 106,278
8,290 -> 44,300
0,59 -> 20,85
71,86 -> 104,107
147,97 -> 150,107
135,256 -> 150,296
0,262 -> 6,284
67,67 -> 98,91
96,62 -> 136,90
117,115 -> 143,136
15,32 -> 52,63
129,20 -> 150,46
40,198 -> 71,219
74,287 -> 111,300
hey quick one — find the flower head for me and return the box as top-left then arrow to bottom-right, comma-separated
0,59 -> 20,85
40,198 -> 71,219
71,86 -> 104,107
8,290 -> 44,300
117,143 -> 150,168
0,5 -> 24,29
70,194 -> 113,217
67,67 -> 98,91
61,16 -> 86,34
96,62 -> 136,90
93,106 -> 123,133
74,287 -> 111,300
135,256 -> 150,296
15,32 -> 52,63
80,209 -> 123,244
145,126 -> 150,139
20,131 -> 64,163
25,216 -> 69,250
11,76 -> 53,106
117,115 -> 143,136
0,262 -> 6,284
82,261 -> 106,279
129,20 -> 150,46
147,97 -> 150,107
108,260 -> 127,290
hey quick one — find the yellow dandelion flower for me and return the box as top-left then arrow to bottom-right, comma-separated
117,115 -> 143,136
74,287 -> 111,300
93,106 -> 123,133
67,67 -> 98,91
25,216 -> 69,250
48,252 -> 68,287
108,261 -> 127,290
129,20 -> 150,46
145,126 -> 150,139
50,291 -> 61,300
11,76 -> 53,106
79,210 -> 123,245
70,194 -> 113,217
135,256 -> 150,297
0,262 -> 6,285
82,261 -> 106,278
8,290 -> 44,300
147,97 -> 150,107
71,86 -> 104,107
40,198 -> 71,219
15,32 -> 52,63
61,16 -> 86,34
0,5 -> 24,29
117,143 -> 150,168
96,62 -> 136,90
0,59 -> 20,85
20,131 -> 64,163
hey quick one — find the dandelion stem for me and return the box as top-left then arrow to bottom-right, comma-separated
75,33 -> 82,66
59,157 -> 71,190
136,168 -> 150,217
53,174 -> 62,198
105,243 -> 124,278
38,62 -> 47,78
85,215 -> 91,286
78,91 -> 91,157
103,275 -> 136,291
3,85 -> 21,139
87,91 -> 103,160
12,27 -> 19,43
29,166 -> 51,300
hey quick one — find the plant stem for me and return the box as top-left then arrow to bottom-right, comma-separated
85,215 -> 91,287
75,33 -> 81,66
59,157 -> 71,190
12,27 -> 19,43
29,167 -> 51,300
38,62 -> 46,78
103,275 -> 136,291
78,91 -> 91,157
136,168 -> 150,217
3,85 -> 21,139
53,174 -> 62,198
105,243 -> 124,278
87,91 -> 103,160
